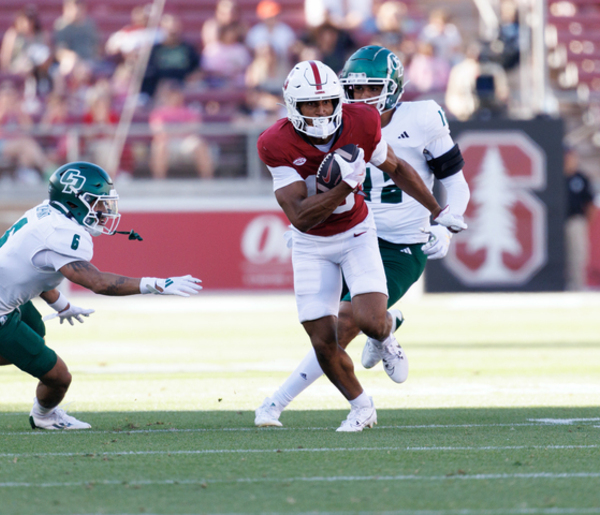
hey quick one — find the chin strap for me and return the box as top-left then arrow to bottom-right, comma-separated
113,229 -> 143,241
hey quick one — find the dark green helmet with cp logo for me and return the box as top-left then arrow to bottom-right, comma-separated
340,45 -> 404,113
48,162 -> 121,237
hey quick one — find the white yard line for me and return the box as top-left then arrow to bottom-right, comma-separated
1,419 -> 599,436
30,510 -> 600,515
37,510 -> 600,515
1,472 -> 600,489
0,444 -> 597,459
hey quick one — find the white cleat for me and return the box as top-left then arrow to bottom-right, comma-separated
361,308 -> 404,369
29,407 -> 91,430
254,397 -> 283,427
380,333 -> 409,383
336,397 -> 377,432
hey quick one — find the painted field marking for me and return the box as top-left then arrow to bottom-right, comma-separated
18,510 -> 600,515
1,418 -> 599,437
528,418 -> 600,425
21,509 -> 600,515
0,444 -> 597,459
2,471 -> 600,488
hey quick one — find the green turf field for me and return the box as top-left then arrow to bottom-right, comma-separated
1,292 -> 599,515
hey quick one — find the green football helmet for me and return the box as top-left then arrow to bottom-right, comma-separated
340,45 -> 405,113
48,162 -> 121,237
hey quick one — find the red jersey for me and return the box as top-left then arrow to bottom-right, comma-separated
258,103 -> 382,237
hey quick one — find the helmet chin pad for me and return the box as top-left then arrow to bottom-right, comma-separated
305,118 -> 337,139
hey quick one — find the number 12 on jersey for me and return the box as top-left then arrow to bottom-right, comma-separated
363,167 -> 403,204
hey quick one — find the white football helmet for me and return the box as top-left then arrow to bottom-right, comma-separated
282,60 -> 343,139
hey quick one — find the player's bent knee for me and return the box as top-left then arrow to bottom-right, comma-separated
40,358 -> 72,389
354,313 -> 389,341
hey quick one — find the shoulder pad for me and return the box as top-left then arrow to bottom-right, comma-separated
413,100 -> 451,142
46,224 -> 93,263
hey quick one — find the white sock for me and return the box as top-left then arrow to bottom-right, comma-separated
32,398 -> 53,417
272,348 -> 324,408
349,391 -> 371,409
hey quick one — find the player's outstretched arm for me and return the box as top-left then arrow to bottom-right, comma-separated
275,180 -> 354,233
60,261 -> 143,295
378,146 -> 467,233
60,261 -> 203,297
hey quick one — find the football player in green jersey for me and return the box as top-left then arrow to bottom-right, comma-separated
0,162 -> 202,430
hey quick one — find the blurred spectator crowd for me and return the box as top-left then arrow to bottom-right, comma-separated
0,0 -> 524,182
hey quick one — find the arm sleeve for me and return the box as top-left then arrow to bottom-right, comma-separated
268,165 -> 305,192
439,171 -> 470,216
369,139 -> 388,167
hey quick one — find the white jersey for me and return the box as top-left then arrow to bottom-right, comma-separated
364,100 -> 452,244
0,201 -> 93,316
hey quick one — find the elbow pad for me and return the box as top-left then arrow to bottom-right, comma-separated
427,144 -> 465,180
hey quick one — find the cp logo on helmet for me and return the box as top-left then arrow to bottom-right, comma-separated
60,169 -> 87,195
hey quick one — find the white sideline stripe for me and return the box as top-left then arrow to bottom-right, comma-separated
35,511 -> 600,515
1,472 -> 599,488
3,420 -> 598,437
0,444 -> 597,459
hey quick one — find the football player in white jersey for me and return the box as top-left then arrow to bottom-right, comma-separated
255,46 -> 470,427
0,162 -> 202,430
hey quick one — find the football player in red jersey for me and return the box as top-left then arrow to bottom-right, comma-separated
257,60 -> 465,431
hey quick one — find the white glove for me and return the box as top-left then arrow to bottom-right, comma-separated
43,304 -> 95,325
433,205 -> 468,233
140,275 -> 203,297
421,225 -> 452,260
334,147 -> 366,190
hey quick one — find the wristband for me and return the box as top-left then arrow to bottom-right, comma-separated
140,277 -> 158,294
48,292 -> 69,313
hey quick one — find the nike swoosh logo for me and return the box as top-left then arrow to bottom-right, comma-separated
323,161 -> 333,184
354,231 -> 366,237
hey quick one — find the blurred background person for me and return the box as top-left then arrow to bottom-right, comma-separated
141,14 -> 200,99
202,24 -> 251,88
81,80 -> 133,179
369,1 -> 414,57
564,146 -> 597,291
1,5 -> 51,75
418,8 -> 462,66
305,0 -> 373,38
105,4 -> 165,62
405,40 -> 450,97
299,21 -> 355,73
148,80 -> 214,180
0,81 -> 55,183
0,80 -> 34,130
445,42 -> 509,121
201,0 -> 246,48
38,92 -> 73,169
53,0 -> 100,76
245,1 -> 296,68
244,42 -> 287,121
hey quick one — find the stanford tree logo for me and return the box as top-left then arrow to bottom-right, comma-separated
446,132 -> 547,286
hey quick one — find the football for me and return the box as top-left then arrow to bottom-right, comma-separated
316,144 -> 361,193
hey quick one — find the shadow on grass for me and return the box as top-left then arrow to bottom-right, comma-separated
1,406 -> 599,432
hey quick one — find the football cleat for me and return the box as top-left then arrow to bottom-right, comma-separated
380,333 -> 409,383
361,308 -> 404,369
254,397 -> 283,427
29,407 -> 91,430
336,397 -> 377,432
